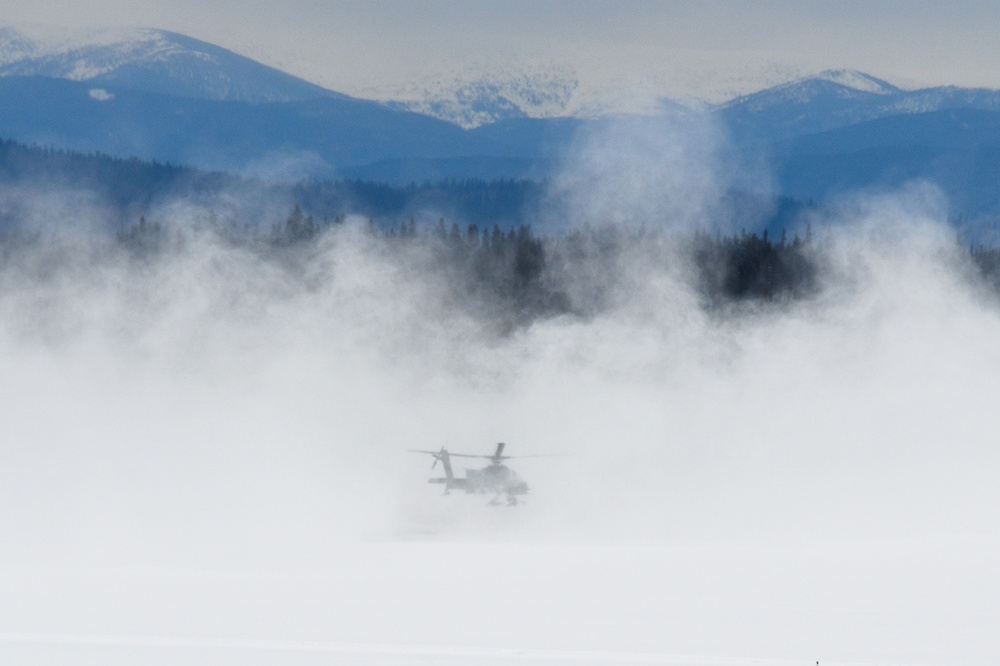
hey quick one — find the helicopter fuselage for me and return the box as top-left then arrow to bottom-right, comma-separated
416,445 -> 531,503
431,461 -> 530,498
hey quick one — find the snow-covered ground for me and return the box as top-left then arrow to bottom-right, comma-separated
3,536 -> 997,665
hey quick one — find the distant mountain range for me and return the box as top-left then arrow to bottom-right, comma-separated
719,69 -> 1000,142
0,26 -> 338,103
2,26 -> 1000,223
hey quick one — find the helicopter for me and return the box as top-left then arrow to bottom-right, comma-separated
409,442 -> 536,506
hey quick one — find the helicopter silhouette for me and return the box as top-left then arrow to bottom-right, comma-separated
409,442 -> 540,506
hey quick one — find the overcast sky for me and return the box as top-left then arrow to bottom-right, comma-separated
5,1 -> 1000,99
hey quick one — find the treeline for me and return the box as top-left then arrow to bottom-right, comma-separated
111,203 -> 1000,323
0,138 -> 543,228
970,245 -> 1000,292
16,136 -> 1000,323
118,205 -> 821,330
0,139 -> 210,212
273,206 -> 822,308
289,178 -> 544,227
694,228 -> 818,302
0,137 -> 812,235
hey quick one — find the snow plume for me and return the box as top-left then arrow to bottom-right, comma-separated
545,112 -> 772,233
0,175 -> 998,551
1,143 -> 1000,664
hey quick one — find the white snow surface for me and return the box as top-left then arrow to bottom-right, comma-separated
2,538 -> 996,665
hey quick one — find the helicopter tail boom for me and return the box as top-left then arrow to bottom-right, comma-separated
428,477 -> 470,491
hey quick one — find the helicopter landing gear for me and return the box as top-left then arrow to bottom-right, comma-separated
486,495 -> 520,507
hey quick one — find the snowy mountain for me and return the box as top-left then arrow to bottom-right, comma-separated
378,66 -> 580,129
0,26 -> 339,103
0,75 -> 470,176
811,69 -> 899,95
369,64 -> 1000,134
719,68 -> 1000,142
372,65 -> 698,127
5,26 -> 1000,220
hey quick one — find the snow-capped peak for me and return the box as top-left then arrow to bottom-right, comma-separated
814,69 -> 899,95
0,25 -> 337,104
0,25 -> 170,75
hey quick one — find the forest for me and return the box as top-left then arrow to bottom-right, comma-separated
0,137 -> 811,234
2,137 -> 1000,331
113,203 -> 823,331
115,197 -> 1000,333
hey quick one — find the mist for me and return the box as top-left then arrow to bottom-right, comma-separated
1,121 -> 999,665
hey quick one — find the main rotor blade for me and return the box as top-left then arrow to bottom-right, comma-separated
446,453 -> 564,459
413,448 -> 563,460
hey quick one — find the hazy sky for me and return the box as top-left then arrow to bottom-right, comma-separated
5,0 -> 1000,99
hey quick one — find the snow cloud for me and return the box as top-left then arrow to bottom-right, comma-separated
1,132 -> 999,665
0,179 -> 997,563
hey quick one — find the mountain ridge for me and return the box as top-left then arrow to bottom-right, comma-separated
719,68 -> 1000,142
5,25 -> 1000,132
5,28 -> 1000,223
0,26 -> 343,104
